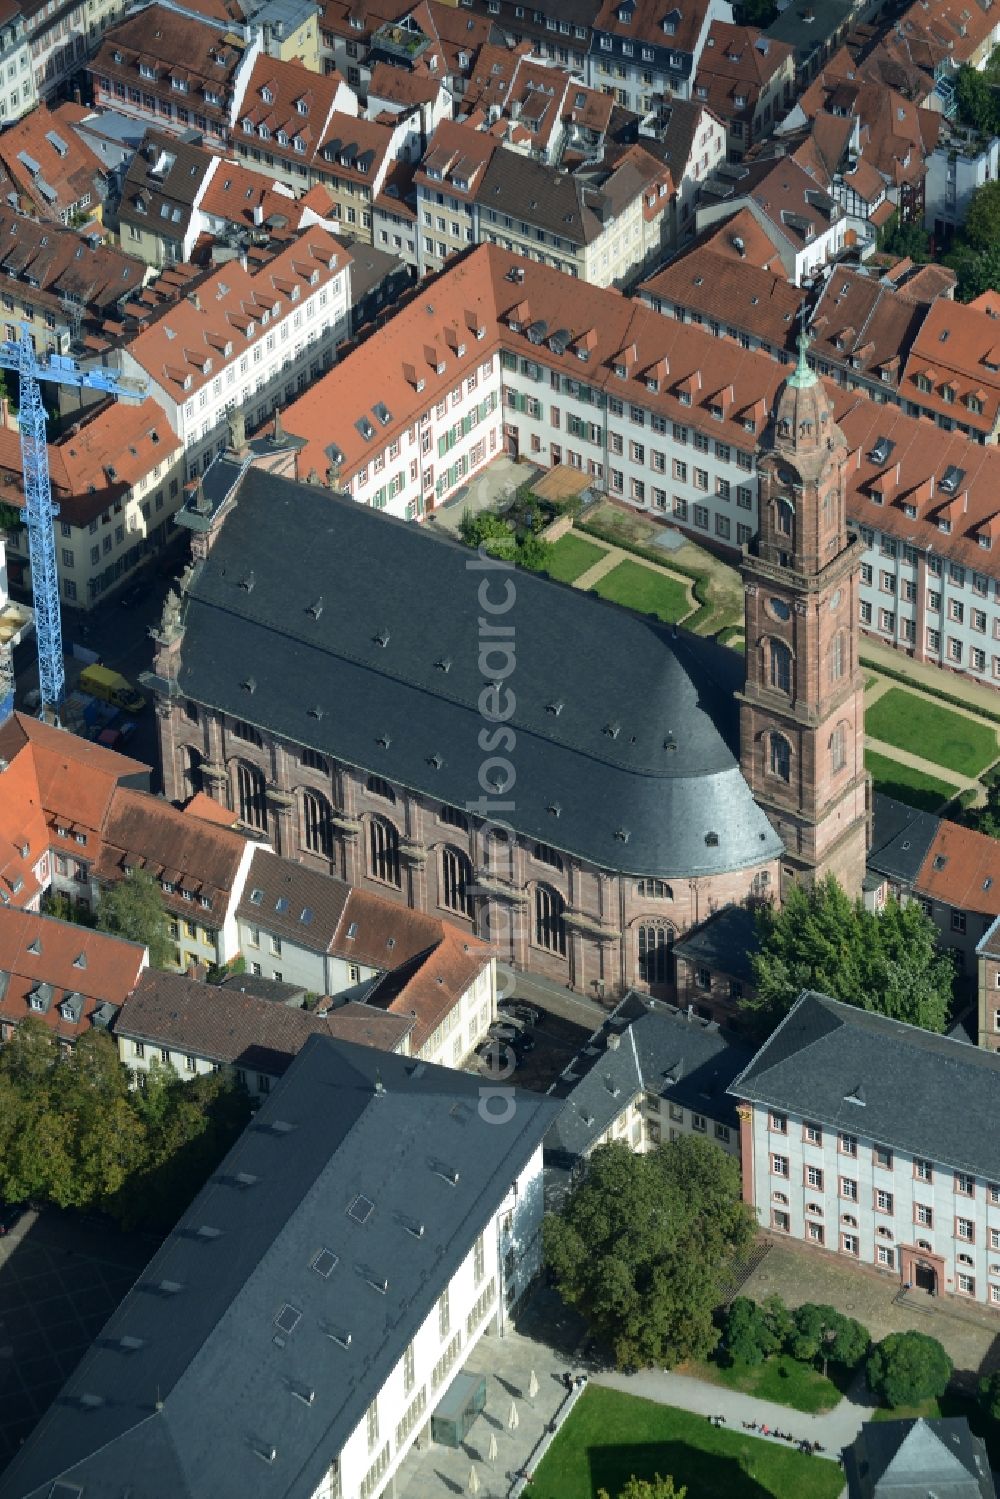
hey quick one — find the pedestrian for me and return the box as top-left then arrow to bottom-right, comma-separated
762,1424 -> 768,1436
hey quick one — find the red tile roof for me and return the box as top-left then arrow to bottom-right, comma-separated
0,398 -> 181,530
0,712 -> 147,844
0,102 -> 105,220
916,820 -> 1000,918
0,906 -> 146,1041
94,788 -> 253,925
284,243 -> 789,484
234,55 -> 356,176
694,22 -> 794,128
901,298 -> 1000,439
124,228 -> 350,401
197,160 -> 302,233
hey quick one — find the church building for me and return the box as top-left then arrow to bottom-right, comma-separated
146,332 -> 868,1006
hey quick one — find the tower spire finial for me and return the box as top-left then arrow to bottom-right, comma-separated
788,303 -> 817,389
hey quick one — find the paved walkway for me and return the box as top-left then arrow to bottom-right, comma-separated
593,1365 -> 870,1457
861,635 -> 1000,720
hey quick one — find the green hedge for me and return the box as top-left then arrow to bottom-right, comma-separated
860,654 -> 1000,729
717,625 -> 745,646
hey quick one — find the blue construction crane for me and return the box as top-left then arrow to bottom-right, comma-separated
0,329 -> 145,723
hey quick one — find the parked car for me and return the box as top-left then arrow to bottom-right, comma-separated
118,719 -> 138,741
0,1200 -> 27,1236
512,1032 -> 536,1054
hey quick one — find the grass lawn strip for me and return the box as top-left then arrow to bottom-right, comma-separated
544,533 -> 608,584
865,687 -> 999,778
682,1354 -> 842,1414
864,750 -> 960,814
591,559 -> 690,623
523,1386 -> 843,1499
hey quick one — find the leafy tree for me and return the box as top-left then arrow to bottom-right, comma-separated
745,874 -> 953,1038
978,1369 -> 1000,1422
545,1137 -> 755,1369
111,1064 -> 252,1230
517,532 -> 554,572
719,1296 -> 784,1367
41,890 -> 97,927
458,509 -> 517,559
867,1331 -> 953,1409
965,180 -> 1000,254
877,210 -> 930,264
788,1303 -> 869,1377
955,65 -> 1000,136
54,1031 -> 147,1211
598,1478 -> 686,1499
97,869 -> 174,969
0,1018 -> 71,1204
739,0 -> 778,23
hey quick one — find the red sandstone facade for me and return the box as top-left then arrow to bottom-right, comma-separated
739,343 -> 869,897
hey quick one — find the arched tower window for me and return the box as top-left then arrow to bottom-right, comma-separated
368,817 -> 401,887
776,498 -> 794,537
638,924 -> 671,984
534,885 -> 566,955
769,639 -> 792,693
829,629 -> 845,683
235,762 -> 267,831
770,733 -> 791,782
441,846 -> 474,917
302,790 -> 334,857
831,722 -> 847,774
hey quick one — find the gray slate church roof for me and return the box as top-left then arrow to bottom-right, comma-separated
173,466 -> 781,878
0,1037 -> 559,1499
729,991 -> 1000,1181
844,1417 -> 995,1499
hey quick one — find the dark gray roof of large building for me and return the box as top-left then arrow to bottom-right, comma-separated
729,990 -> 1000,1180
673,902 -> 760,987
545,992 -> 751,1162
867,793 -> 940,887
843,1417 -> 995,1499
1,1036 -> 558,1499
174,466 -> 781,878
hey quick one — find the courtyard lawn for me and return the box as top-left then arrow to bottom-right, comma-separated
544,532 -> 607,584
523,1386 -> 844,1499
865,687 -> 999,778
865,750 -> 960,814
683,1354 -> 843,1414
591,560 -> 690,624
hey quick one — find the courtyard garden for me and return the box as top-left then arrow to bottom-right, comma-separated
865,687 -> 999,779
522,1387 -> 843,1499
544,532 -> 607,584
591,560 -> 691,624
864,749 -> 962,814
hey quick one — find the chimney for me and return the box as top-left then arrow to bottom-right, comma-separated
187,290 -> 201,311
607,1032 -> 620,1050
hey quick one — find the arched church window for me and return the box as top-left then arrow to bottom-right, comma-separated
769,639 -> 792,693
770,733 -> 791,782
829,630 -> 845,682
831,723 -> 847,774
534,885 -> 566,955
638,925 -> 671,984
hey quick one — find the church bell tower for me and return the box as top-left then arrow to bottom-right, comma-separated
739,332 -> 869,897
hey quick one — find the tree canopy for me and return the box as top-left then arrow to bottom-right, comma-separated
744,875 -> 953,1038
0,1018 -> 253,1230
544,1137 -> 755,1369
97,869 -> 174,969
458,506 -> 553,573
866,1331 -> 953,1409
717,1295 -> 868,1377
954,65 -> 1000,137
942,179 -> 1000,301
598,1479 -> 686,1499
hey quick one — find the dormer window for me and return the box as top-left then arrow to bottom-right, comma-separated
941,383 -> 955,404
277,130 -> 288,146
261,86 -> 274,104
171,76 -> 188,93
916,374 -> 931,394
296,98 -> 308,115
259,124 -> 270,139
293,137 -> 306,153
938,519 -> 951,534
139,62 -> 156,80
